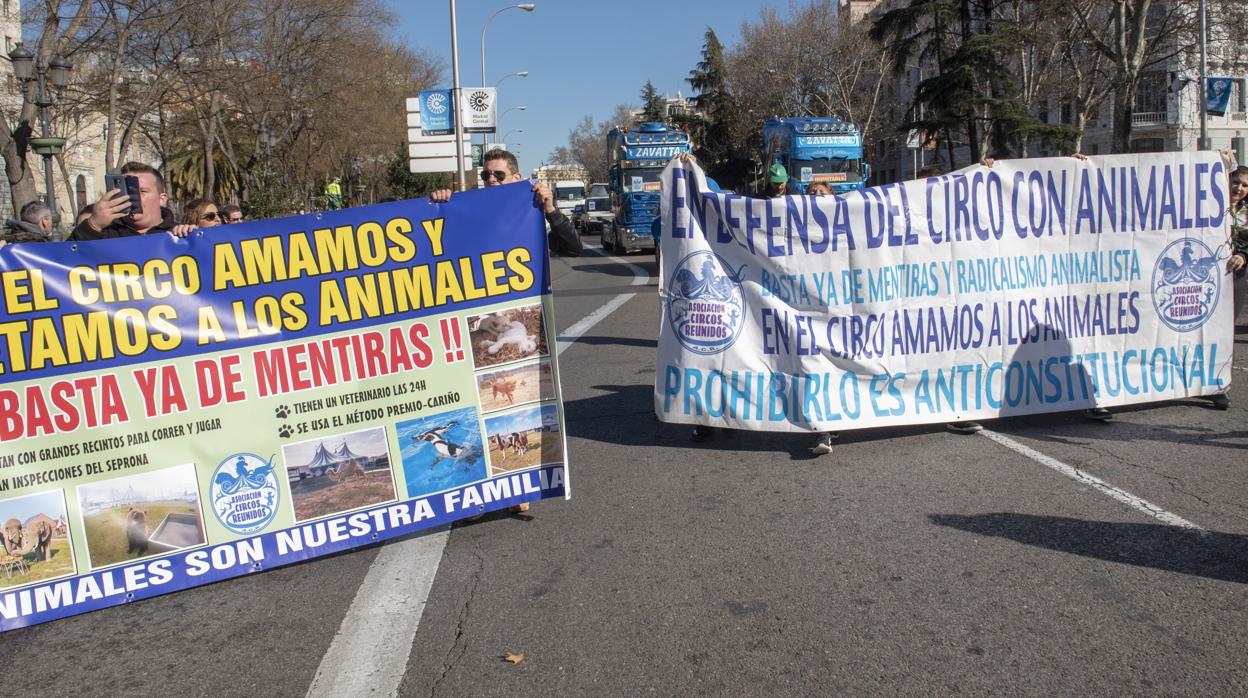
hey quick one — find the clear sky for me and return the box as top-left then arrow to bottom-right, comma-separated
387,0 -> 787,173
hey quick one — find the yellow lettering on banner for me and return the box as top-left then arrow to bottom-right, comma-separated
68,258 -> 200,302
343,276 -> 381,321
506,248 -> 534,291
481,251 -> 508,295
357,222 -> 386,266
386,217 -> 417,262
63,312 -> 115,363
282,292 -> 309,331
458,257 -> 488,300
315,225 -> 360,273
214,243 -> 245,291
421,218 -> 445,256
29,320 -> 68,369
198,307 -> 226,345
2,269 -> 58,314
434,260 -> 465,304
149,305 -> 181,351
0,321 -> 29,372
238,236 -> 288,284
393,265 -> 435,309
320,281 -> 349,325
287,234 -> 319,278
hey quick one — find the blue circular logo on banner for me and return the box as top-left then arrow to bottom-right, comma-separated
211,453 -> 280,534
1151,238 -> 1220,332
666,250 -> 747,355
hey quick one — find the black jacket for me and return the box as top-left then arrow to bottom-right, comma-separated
2,219 -> 49,243
545,208 -> 582,257
68,207 -> 176,242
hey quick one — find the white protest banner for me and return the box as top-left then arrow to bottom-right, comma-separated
655,154 -> 1233,432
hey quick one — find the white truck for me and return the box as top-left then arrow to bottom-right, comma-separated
552,180 -> 586,219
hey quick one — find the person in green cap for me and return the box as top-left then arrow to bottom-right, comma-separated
766,162 -> 790,197
324,176 -> 343,210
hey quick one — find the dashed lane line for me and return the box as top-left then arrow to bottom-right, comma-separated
306,246 -> 650,697
980,428 -> 1209,535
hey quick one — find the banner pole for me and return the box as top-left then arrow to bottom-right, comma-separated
449,0 -> 467,190
1198,0 -> 1209,150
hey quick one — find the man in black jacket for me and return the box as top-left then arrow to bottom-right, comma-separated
429,149 -> 582,257
69,162 -> 193,241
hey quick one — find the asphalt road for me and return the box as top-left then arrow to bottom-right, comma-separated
4,235 -> 1247,696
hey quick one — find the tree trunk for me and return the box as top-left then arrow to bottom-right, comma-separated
1112,81 -> 1138,153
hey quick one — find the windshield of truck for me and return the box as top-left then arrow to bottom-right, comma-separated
621,169 -> 663,193
793,158 -> 862,184
586,197 -> 611,213
555,186 -> 584,201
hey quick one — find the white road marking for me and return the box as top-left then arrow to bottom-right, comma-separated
980,429 -> 1209,535
306,527 -> 450,697
556,247 -> 651,354
307,245 -> 649,696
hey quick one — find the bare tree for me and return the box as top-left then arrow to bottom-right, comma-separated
0,1 -> 93,212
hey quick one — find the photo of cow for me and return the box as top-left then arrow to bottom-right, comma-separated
483,403 -> 564,475
475,360 -> 556,413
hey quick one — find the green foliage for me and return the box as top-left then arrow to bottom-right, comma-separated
640,80 -> 665,122
686,28 -> 740,182
385,151 -> 451,200
167,149 -> 242,204
243,170 -> 306,220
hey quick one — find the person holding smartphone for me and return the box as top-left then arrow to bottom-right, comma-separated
69,162 -> 194,241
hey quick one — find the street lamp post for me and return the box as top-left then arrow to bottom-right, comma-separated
480,4 -> 535,90
499,105 -> 525,138
8,43 -> 72,240
501,129 -> 524,148
481,5 -> 534,154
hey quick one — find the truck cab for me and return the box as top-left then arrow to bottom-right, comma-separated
604,122 -> 692,254
763,117 -> 870,195
552,180 -> 586,220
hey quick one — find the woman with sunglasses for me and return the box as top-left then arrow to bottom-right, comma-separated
181,198 -> 222,228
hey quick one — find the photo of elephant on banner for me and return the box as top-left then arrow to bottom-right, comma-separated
0,491 -> 76,589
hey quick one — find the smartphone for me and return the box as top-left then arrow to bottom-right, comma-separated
104,173 -> 142,215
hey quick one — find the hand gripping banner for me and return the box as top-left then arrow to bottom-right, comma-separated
655,154 -> 1233,432
0,182 -> 569,631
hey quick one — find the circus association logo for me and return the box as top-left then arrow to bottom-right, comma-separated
666,250 -> 747,355
211,453 -> 280,534
1151,238 -> 1220,332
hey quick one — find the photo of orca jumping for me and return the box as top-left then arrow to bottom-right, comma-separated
411,422 -> 464,467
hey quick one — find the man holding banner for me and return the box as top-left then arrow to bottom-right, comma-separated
654,152 -> 1233,441
431,149 -> 582,258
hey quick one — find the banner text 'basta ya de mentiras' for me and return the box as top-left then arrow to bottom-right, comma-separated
0,183 -> 570,631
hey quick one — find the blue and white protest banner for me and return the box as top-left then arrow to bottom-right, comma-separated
1206,78 -> 1234,117
0,182 -> 570,631
419,88 -> 455,135
655,154 -> 1233,432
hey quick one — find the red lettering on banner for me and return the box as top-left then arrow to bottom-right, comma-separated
0,374 -> 130,443
250,322 -> 433,398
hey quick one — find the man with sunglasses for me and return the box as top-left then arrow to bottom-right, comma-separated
430,149 -> 582,257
